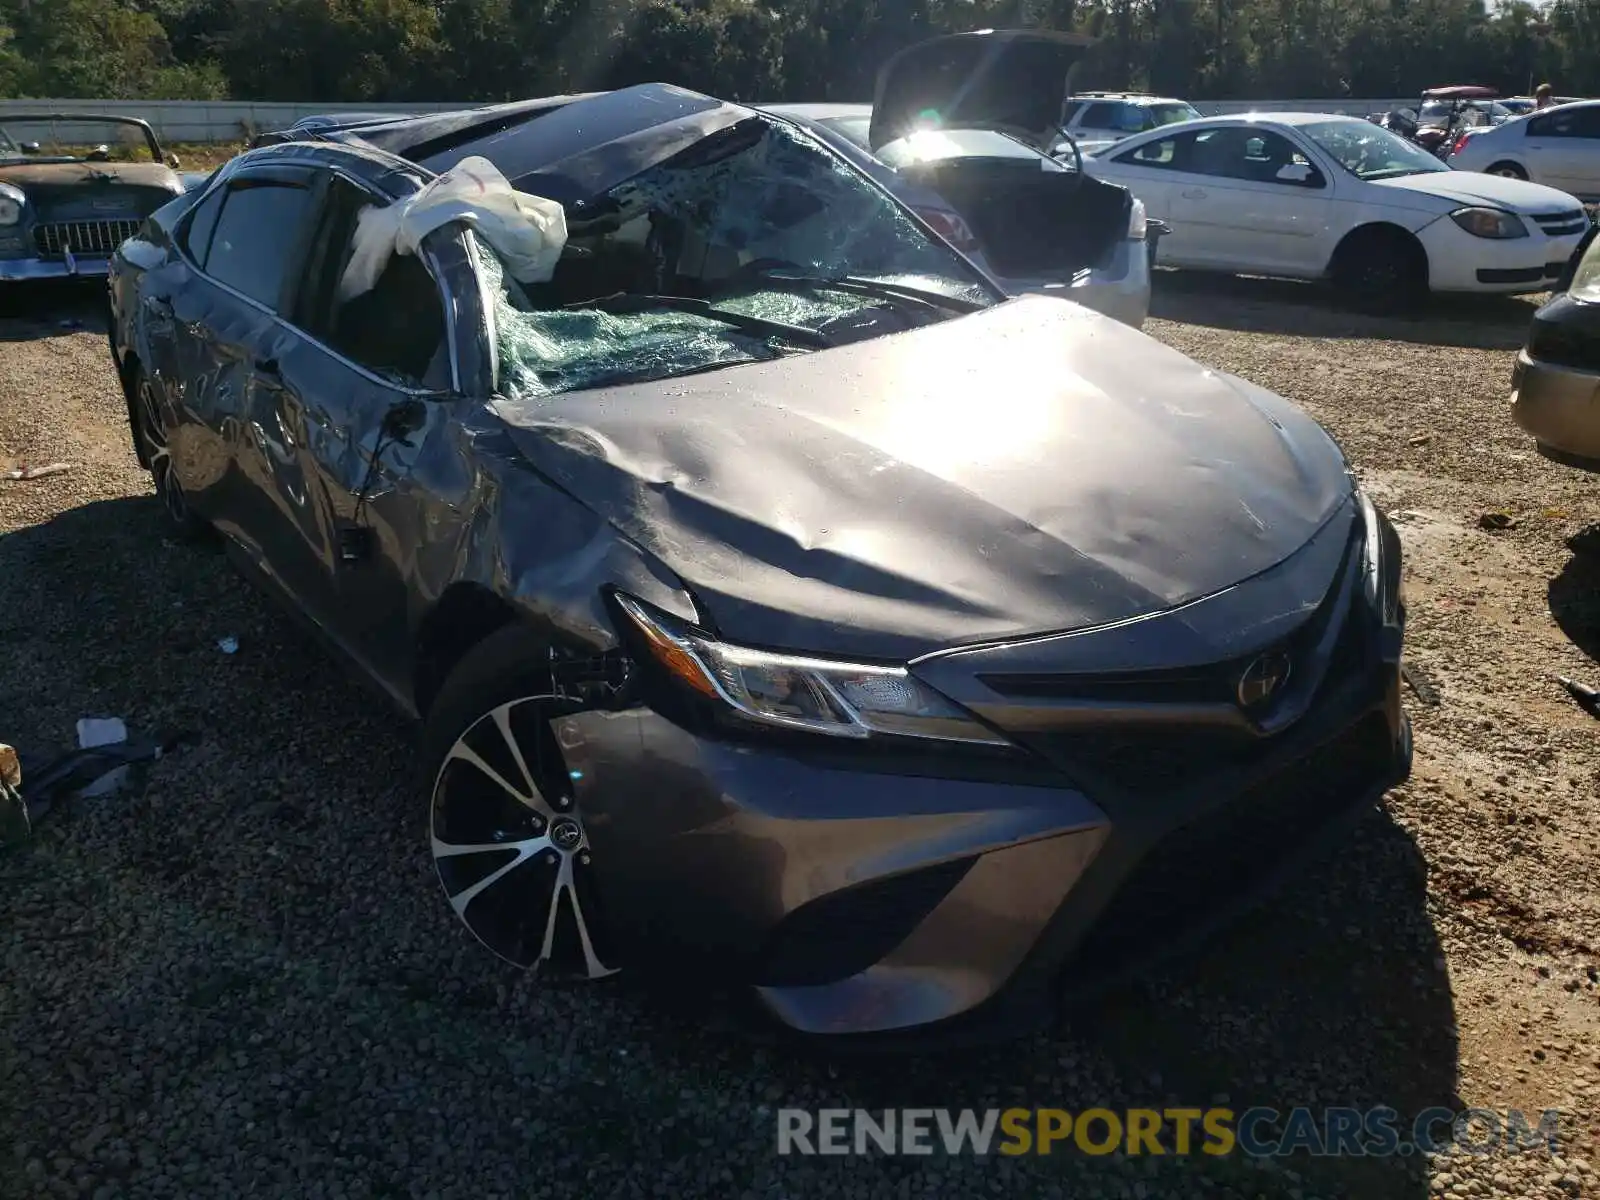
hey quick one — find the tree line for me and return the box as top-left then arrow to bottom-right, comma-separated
0,0 -> 1596,108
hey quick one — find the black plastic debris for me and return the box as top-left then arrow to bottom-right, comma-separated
1558,676 -> 1600,720
1402,661 -> 1441,706
0,728 -> 197,850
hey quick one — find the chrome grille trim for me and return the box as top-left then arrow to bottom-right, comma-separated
32,219 -> 141,258
1532,210 -> 1590,238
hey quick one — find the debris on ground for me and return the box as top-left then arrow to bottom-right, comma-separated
1402,660 -> 1441,706
217,635 -> 239,655
0,743 -> 25,848
1558,675 -> 1600,719
0,727 -> 197,847
1,460 -> 72,481
1408,433 -> 1431,446
75,717 -> 130,797
1477,511 -> 1518,531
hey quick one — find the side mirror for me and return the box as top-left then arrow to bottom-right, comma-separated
20,141 -> 39,155
166,151 -> 181,169
1276,162 -> 1315,184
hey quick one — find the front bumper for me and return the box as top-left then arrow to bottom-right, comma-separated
551,503 -> 1410,1042
1000,236 -> 1152,329
1511,348 -> 1600,470
0,251 -> 112,282
1419,219 -> 1586,294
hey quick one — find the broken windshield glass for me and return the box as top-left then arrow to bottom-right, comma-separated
475,114 -> 994,399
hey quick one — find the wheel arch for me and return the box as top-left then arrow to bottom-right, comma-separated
116,348 -> 150,470
411,582 -> 527,719
1327,221 -> 1429,285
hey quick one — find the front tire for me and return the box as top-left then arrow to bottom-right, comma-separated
1331,227 -> 1429,314
421,623 -> 621,980
129,363 -> 208,540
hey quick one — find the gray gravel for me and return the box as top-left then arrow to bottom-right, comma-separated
2,275 -> 1597,1200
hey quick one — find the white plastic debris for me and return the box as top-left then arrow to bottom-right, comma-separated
339,155 -> 567,302
75,717 -> 129,798
217,635 -> 239,655
2,461 -> 72,481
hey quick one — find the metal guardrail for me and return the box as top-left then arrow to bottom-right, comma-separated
0,96 -> 1421,143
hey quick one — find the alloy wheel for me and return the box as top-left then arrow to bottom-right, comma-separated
136,376 -> 191,527
429,696 -> 619,979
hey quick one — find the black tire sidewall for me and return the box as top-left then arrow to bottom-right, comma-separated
1335,233 -> 1426,312
1488,162 -> 1527,180
129,362 -> 209,539
417,621 -> 562,799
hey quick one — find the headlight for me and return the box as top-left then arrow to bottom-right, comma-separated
615,594 -> 1009,746
1127,196 -> 1148,241
0,183 -> 25,226
1358,492 -> 1405,627
1450,206 -> 1527,239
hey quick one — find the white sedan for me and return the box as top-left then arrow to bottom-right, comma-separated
1448,100 -> 1600,202
1085,112 -> 1590,306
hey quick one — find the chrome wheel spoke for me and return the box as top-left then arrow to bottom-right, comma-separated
432,831 -> 551,914
538,852 -> 616,980
430,695 -> 618,978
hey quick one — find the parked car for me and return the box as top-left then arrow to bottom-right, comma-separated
1053,91 -> 1203,155
0,113 -> 184,282
1510,223 -> 1600,471
108,78 -> 1411,1043
1448,100 -> 1600,201
762,98 -> 1160,328
1085,112 -> 1590,306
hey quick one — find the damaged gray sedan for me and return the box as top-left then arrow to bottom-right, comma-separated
108,80 -> 1412,1043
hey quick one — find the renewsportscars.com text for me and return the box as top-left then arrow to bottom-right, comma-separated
775,1107 -> 1564,1158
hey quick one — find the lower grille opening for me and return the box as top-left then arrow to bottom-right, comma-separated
1069,713 -> 1395,972
754,857 -> 975,987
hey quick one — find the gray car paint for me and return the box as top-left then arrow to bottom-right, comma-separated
108,82 -> 1409,1043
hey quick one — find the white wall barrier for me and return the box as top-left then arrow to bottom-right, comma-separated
0,95 -> 1417,143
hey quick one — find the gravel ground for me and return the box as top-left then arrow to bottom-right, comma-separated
1,274 -> 1597,1200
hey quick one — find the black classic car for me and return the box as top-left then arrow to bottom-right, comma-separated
0,113 -> 184,282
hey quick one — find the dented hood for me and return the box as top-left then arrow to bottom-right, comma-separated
492,297 -> 1352,661
869,28 -> 1095,151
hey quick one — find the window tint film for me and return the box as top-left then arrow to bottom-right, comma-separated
206,180 -> 313,309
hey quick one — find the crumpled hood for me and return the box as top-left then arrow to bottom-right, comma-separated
492,296 -> 1352,661
1373,169 -> 1580,214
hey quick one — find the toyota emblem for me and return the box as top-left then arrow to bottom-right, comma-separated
1237,649 -> 1293,709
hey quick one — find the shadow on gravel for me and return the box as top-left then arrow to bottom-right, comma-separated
1549,533 -> 1600,667
1,496 -> 1455,1200
0,278 -> 108,342
1151,269 -> 1538,351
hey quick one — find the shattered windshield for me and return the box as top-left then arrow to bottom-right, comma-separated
483,115 -> 995,398
0,118 -> 160,164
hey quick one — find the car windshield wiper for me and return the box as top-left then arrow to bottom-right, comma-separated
729,265 -> 991,314
568,292 -> 831,348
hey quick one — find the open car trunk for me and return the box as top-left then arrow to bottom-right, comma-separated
900,158 -> 1129,278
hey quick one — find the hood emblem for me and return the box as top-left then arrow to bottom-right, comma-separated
91,197 -> 131,211
1237,649 -> 1293,710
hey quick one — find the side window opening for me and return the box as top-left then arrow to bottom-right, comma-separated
295,173 -> 450,389
179,187 -> 225,268
205,179 -> 313,310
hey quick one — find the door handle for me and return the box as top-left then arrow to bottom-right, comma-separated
144,295 -> 172,318
1180,187 -> 1207,199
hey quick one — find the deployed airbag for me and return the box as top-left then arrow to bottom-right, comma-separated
339,155 -> 568,301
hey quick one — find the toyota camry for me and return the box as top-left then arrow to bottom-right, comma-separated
107,65 -> 1411,1043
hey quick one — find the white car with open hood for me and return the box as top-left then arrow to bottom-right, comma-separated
1084,112 -> 1590,306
